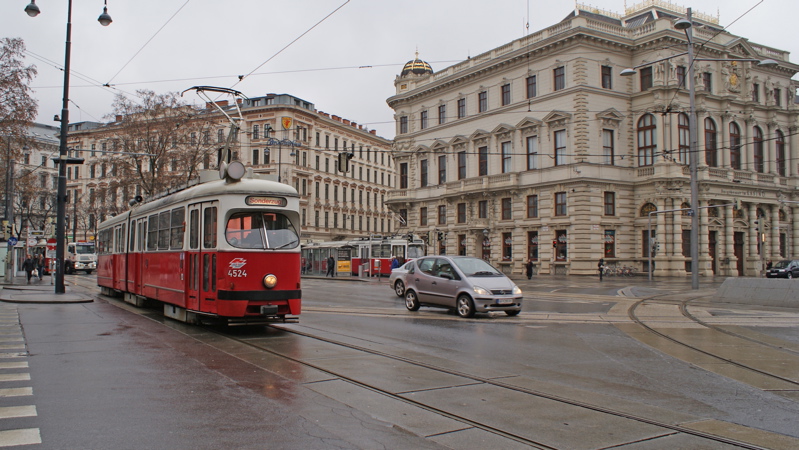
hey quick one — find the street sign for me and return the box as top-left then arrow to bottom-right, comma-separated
7,237 -> 17,246
27,238 -> 37,247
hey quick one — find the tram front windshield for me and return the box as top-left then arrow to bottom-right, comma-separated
225,211 -> 299,250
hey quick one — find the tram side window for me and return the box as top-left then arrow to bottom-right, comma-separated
189,209 -> 199,250
170,207 -> 185,250
158,211 -> 170,249
129,222 -> 135,252
203,207 -> 217,249
147,215 -> 158,251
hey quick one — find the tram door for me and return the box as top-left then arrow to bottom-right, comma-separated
187,202 -> 218,312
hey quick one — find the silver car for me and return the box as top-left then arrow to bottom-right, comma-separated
404,256 -> 522,318
389,260 -> 414,297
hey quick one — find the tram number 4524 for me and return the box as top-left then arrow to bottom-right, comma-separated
228,270 -> 248,278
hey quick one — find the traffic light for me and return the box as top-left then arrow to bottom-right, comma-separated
407,233 -> 413,243
2,221 -> 8,239
437,231 -> 444,241
337,152 -> 354,172
733,199 -> 741,210
754,220 -> 759,232
552,240 -> 558,248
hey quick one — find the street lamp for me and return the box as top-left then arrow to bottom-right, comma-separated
25,0 -> 112,294
621,7 -> 777,290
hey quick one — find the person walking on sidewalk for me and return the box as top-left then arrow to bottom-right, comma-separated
35,254 -> 45,280
326,255 -> 336,277
598,258 -> 605,281
22,254 -> 36,284
525,259 -> 534,280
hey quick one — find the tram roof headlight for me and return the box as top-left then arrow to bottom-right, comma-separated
263,274 -> 277,289
227,161 -> 246,181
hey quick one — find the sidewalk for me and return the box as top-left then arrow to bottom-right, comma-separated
0,275 -> 94,304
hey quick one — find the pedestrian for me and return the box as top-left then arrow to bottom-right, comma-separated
22,254 -> 35,285
598,258 -> 605,281
766,260 -> 773,270
35,254 -> 45,280
301,257 -> 307,274
525,259 -> 534,280
326,255 -> 335,277
390,256 -> 399,270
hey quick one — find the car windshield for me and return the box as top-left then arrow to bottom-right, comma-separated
452,258 -> 502,276
73,244 -> 95,254
773,260 -> 791,269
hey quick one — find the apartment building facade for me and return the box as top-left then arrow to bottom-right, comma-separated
386,1 -> 799,278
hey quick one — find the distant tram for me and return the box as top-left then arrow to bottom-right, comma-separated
302,235 -> 425,277
96,162 -> 302,325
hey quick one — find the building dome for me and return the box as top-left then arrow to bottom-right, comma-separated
401,52 -> 433,77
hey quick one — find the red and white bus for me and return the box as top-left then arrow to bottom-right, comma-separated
96,163 -> 302,325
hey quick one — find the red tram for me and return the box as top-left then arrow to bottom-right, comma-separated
96,162 -> 301,324
302,235 -> 426,277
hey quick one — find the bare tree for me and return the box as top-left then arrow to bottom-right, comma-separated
103,90 -> 219,198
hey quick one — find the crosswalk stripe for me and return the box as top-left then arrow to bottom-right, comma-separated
0,428 -> 41,447
0,406 -> 36,420
0,346 -> 24,351
0,354 -> 26,359
0,388 -> 32,398
0,362 -> 27,370
0,339 -> 23,343
0,374 -> 29,382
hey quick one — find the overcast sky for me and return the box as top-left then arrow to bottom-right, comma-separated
2,0 -> 796,140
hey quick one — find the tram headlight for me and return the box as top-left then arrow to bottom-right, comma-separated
263,274 -> 278,289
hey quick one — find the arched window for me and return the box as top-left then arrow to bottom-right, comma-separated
640,202 -> 657,217
729,122 -> 741,170
776,130 -> 786,176
704,118 -> 717,167
753,126 -> 764,173
677,113 -> 689,165
637,114 -> 656,167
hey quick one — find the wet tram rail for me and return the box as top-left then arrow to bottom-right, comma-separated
73,274 -> 799,449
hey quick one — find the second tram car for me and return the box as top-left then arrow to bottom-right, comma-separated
97,163 -> 302,324
302,235 -> 425,277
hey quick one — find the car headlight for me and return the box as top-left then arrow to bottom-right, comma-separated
473,285 -> 490,295
512,285 -> 522,295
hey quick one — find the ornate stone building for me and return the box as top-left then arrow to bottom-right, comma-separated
66,93 -> 395,244
386,2 -> 799,278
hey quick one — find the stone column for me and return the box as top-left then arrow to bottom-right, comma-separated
749,203 -> 760,275
766,123 -> 776,175
673,198 -> 684,274
790,125 -> 798,177
744,120 -> 753,171
719,114 -> 730,172
698,199 -> 710,276
725,204 -> 735,276
697,116 -> 706,167
654,197 -> 668,276
771,204 -> 780,261
793,206 -> 799,258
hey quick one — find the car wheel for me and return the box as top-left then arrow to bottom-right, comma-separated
505,309 -> 520,316
456,295 -> 475,318
85,270 -> 93,275
65,262 -> 74,275
789,272 -> 793,279
394,280 -> 405,297
405,290 -> 420,311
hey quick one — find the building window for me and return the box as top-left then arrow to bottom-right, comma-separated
601,65 -> 612,89
478,146 -> 488,176
604,192 -> 615,216
420,160 -> 428,187
252,124 -> 259,140
457,98 -> 466,119
776,130 -> 786,176
554,130 -> 566,166
604,230 -> 616,258
399,116 -> 408,134
501,198 -> 512,220
457,203 -> 466,223
501,141 -> 511,173
702,72 -> 712,93
438,205 -> 446,225
555,192 -> 567,216
478,91 -> 487,113
420,110 -> 428,130
438,104 -> 446,124
420,207 -> 428,226
501,83 -> 511,106
458,234 -> 467,256
554,66 -> 565,91
775,88 -> 782,106
555,230 -> 567,260
218,129 -> 224,143
527,195 -> 538,218
729,122 -> 741,170
704,118 -> 717,167
602,129 -> 614,165
640,66 -> 653,91
399,163 -> 408,189
478,200 -> 488,219
676,66 -> 686,87
677,113 -> 690,164
252,149 -> 259,165
752,83 -> 760,102
753,126 -> 764,173
526,136 -> 538,170
438,155 -> 447,184
528,231 -> 539,261
502,232 -> 512,261
457,151 -> 466,180
637,114 -> 656,166
526,75 -> 537,98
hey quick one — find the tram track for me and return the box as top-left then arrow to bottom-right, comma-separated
628,294 -> 799,389
76,275 -> 793,448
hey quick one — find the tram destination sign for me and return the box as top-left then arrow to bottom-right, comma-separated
246,196 -> 287,207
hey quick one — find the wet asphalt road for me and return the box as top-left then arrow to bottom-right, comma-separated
1,273 -> 798,449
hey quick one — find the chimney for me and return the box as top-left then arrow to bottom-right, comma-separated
115,115 -> 122,122
358,125 -> 363,130
370,130 -> 377,135
332,115 -> 341,121
216,100 -> 229,107
343,119 -> 351,125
